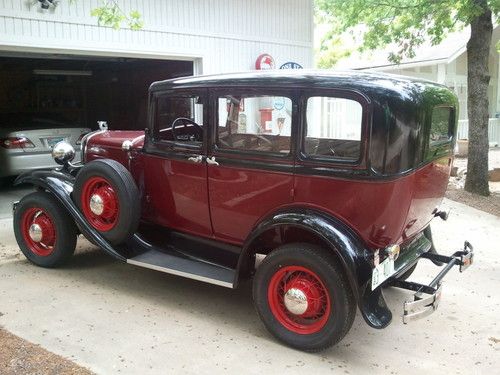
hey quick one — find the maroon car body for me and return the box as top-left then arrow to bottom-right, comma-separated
13,71 -> 473,351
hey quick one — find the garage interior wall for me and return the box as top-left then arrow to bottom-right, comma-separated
0,0 -> 313,73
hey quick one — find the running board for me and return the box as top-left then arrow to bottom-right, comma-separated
127,249 -> 236,289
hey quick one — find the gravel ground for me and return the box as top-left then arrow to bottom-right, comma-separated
447,148 -> 500,216
0,327 -> 93,375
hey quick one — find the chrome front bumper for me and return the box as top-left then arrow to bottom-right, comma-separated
390,241 -> 474,324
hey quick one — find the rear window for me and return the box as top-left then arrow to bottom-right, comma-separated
304,96 -> 363,161
429,107 -> 453,146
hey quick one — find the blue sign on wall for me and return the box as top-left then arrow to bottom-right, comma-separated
280,62 -> 303,69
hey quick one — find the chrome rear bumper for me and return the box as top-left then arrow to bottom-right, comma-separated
389,241 -> 474,324
403,284 -> 443,323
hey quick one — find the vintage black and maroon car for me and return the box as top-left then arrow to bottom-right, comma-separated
13,71 -> 473,351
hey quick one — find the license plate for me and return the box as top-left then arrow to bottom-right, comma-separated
47,137 -> 65,148
371,255 -> 395,290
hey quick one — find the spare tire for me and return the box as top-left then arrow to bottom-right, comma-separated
73,159 -> 140,245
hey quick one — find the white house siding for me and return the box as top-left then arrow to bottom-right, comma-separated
458,118 -> 500,145
381,49 -> 499,121
0,0 -> 313,73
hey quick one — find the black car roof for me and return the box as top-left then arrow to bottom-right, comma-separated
149,70 -> 447,102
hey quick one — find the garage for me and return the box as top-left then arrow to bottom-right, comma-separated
0,53 -> 193,132
0,53 -> 193,181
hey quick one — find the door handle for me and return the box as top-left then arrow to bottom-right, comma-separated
206,156 -> 219,166
187,155 -> 203,163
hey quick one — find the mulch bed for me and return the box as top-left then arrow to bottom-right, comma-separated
446,187 -> 500,217
0,327 -> 92,375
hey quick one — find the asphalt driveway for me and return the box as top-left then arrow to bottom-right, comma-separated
0,187 -> 499,374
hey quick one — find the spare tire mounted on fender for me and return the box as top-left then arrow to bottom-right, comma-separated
73,159 -> 140,245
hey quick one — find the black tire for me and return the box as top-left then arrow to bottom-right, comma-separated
253,243 -> 356,352
73,159 -> 140,245
396,262 -> 418,281
13,191 -> 77,267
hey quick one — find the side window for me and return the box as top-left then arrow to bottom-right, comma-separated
155,94 -> 204,145
429,107 -> 452,146
305,96 -> 363,161
217,95 -> 292,154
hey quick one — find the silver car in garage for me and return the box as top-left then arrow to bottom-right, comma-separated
0,114 -> 90,182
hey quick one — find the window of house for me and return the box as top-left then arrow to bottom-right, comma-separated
155,94 -> 204,145
216,95 -> 292,154
305,96 -> 363,160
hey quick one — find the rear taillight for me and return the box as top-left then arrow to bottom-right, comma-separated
76,133 -> 88,145
0,137 -> 35,149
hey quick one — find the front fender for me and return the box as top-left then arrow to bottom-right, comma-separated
14,168 -> 126,262
239,208 -> 392,329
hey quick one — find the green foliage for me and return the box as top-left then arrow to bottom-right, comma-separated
316,36 -> 352,68
316,0 -> 499,67
35,1 -> 143,30
90,1 -> 143,30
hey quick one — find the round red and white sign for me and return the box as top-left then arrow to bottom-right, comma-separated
255,54 -> 275,70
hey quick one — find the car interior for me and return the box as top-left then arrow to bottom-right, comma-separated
153,93 -> 362,160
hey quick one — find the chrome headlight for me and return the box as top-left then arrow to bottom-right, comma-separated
52,141 -> 75,165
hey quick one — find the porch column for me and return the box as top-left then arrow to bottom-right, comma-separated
497,52 -> 500,116
437,63 -> 446,84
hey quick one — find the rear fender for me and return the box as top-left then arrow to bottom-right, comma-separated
239,208 -> 392,329
14,169 -> 126,262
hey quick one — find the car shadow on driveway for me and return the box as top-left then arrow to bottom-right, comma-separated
4,240 -> 496,374
49,245 -> 396,348
50,243 -> 401,351
50,243 -> 264,335
5,238 -> 432,351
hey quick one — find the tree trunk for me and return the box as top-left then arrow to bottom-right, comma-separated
464,0 -> 492,196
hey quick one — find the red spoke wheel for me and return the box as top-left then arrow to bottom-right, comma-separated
14,192 -> 77,267
73,159 -> 140,245
80,176 -> 120,231
253,243 -> 356,352
21,207 -> 56,257
268,266 -> 331,334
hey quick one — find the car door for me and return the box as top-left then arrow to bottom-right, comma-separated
142,89 -> 212,238
207,88 -> 297,244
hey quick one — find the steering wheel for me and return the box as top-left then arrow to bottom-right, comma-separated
171,117 -> 203,142
254,134 -> 273,147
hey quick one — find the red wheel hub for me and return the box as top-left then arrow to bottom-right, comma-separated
268,265 -> 331,334
21,207 -> 56,256
81,177 -> 119,231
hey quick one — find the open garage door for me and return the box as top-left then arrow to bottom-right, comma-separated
0,54 -> 193,131
0,53 -> 193,182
